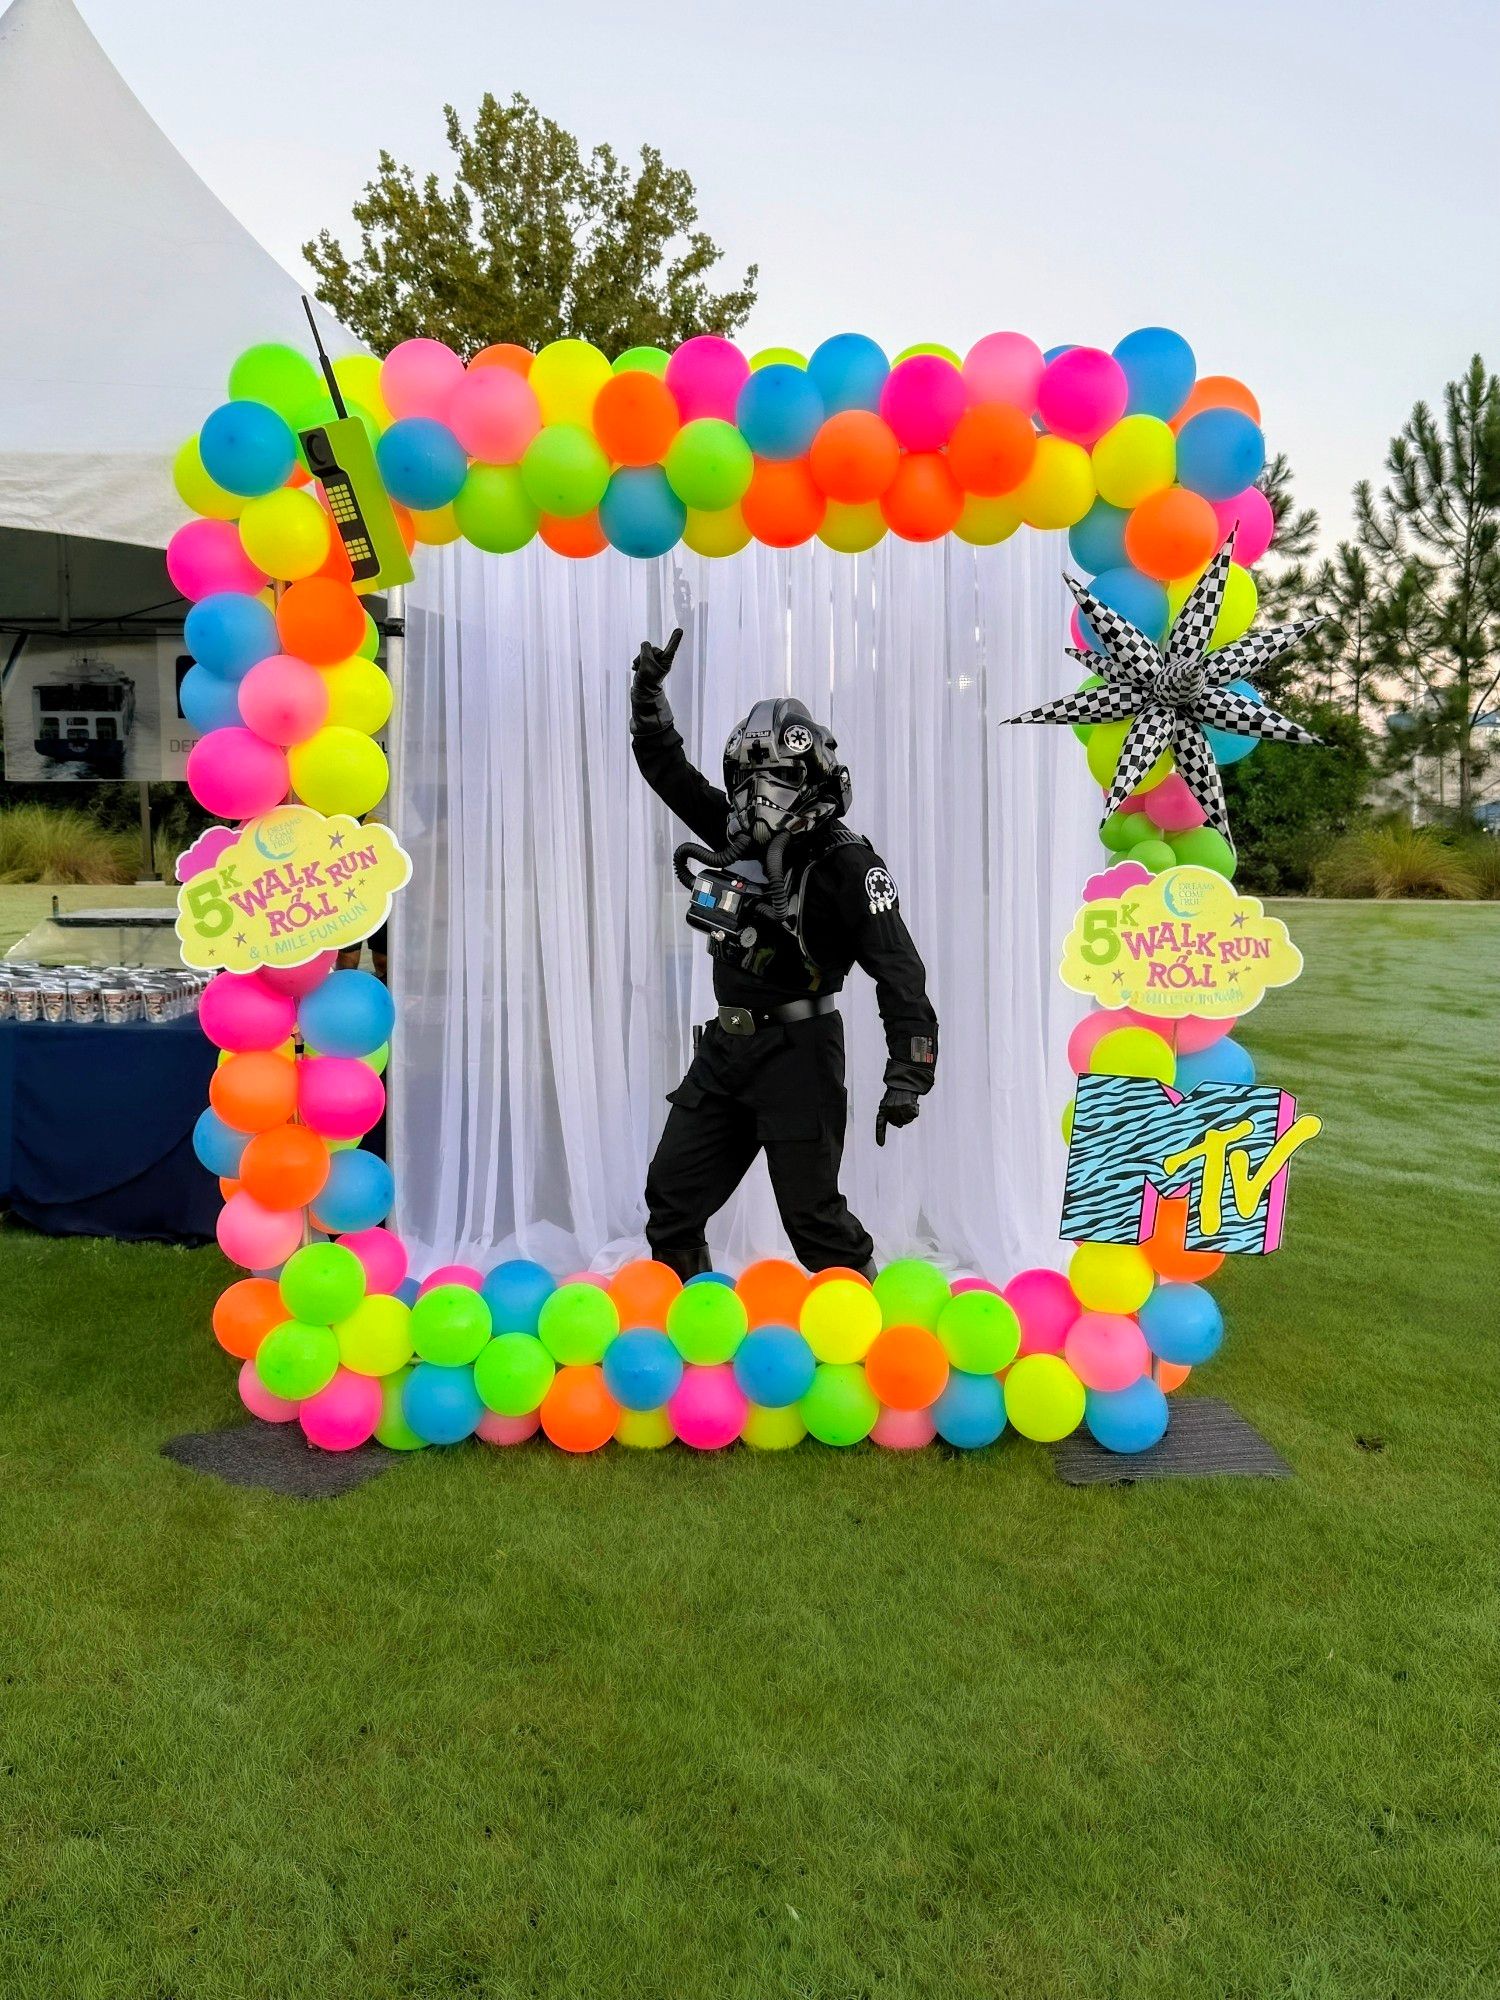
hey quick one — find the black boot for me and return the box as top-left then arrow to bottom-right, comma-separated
654,1242 -> 712,1282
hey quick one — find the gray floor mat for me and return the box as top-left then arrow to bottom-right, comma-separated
1051,1396 -> 1293,1485
161,1420 -> 395,1498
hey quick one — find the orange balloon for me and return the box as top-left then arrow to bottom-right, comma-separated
239,1122 -> 330,1210
809,1265 -> 872,1290
1144,1195 -> 1225,1281
213,1276 -> 286,1361
276,577 -> 366,666
470,343 -> 534,376
308,491 -> 356,582
391,504 -> 418,555
593,371 -> 680,466
741,459 -> 825,547
880,452 -> 963,541
209,1051 -> 299,1134
946,403 -> 1037,496
218,1176 -> 241,1202
1170,375 -> 1261,434
1124,487 -> 1220,582
540,1364 -> 620,1453
1156,1360 -> 1192,1393
808,411 -> 900,503
736,1257 -> 812,1330
539,511 -> 607,558
865,1323 -> 950,1410
607,1257 -> 682,1331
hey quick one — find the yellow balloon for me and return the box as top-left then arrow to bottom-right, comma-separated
1085,717 -> 1173,792
1069,1241 -> 1154,1315
407,502 -> 462,545
683,504 -> 751,558
1060,1096 -> 1075,1144
1091,415 -> 1176,509
742,1404 -> 807,1450
288,725 -> 389,818
239,488 -> 331,581
320,659 -> 393,735
529,338 -> 611,427
615,1407 -> 674,1450
336,1296 -> 413,1377
1168,562 -> 1258,651
750,347 -> 807,371
800,1278 -> 881,1363
173,437 -> 244,521
332,353 -> 392,428
817,500 -> 886,554
894,342 -> 962,366
1088,1027 -> 1175,1086
1019,435 -> 1096,529
954,493 -> 1023,547
1004,1354 -> 1086,1442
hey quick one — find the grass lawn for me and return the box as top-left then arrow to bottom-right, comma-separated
2,899 -> 1497,2000
0,881 -> 177,957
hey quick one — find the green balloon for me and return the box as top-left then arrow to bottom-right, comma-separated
279,1243 -> 366,1326
474,1332 -> 556,1415
936,1291 -> 1021,1373
665,1283 -> 748,1364
357,612 -> 380,661
410,1284 -> 493,1367
291,394 -> 380,472
1101,810 -> 1156,854
374,1365 -> 428,1450
536,1283 -> 619,1365
1128,838 -> 1178,875
519,424 -> 610,518
612,345 -> 671,378
228,342 -> 323,424
454,464 -> 539,553
871,1258 -> 950,1332
256,1319 -> 339,1401
1071,674 -> 1103,746
664,419 -> 754,511
1169,827 -> 1237,878
800,1362 -> 879,1446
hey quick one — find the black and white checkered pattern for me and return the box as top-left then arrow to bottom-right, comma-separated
1194,685 -> 1321,743
1205,619 -> 1323,686
1010,685 -> 1155,728
1164,541 -> 1236,667
1064,576 -> 1159,682
1101,708 -> 1175,821
1171,717 -> 1231,837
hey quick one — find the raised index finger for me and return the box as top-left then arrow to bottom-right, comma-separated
662,627 -> 684,662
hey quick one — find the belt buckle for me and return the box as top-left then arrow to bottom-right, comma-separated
719,1006 -> 756,1037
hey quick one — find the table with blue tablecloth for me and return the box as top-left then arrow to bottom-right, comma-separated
0,1015 -> 219,1243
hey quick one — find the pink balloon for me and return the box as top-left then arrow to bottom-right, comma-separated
477,1409 -> 541,1446
167,518 -> 268,601
667,1363 -> 747,1450
238,1357 -> 299,1422
1036,348 -> 1129,446
1175,1014 -> 1235,1054
962,331 -> 1046,412
1002,1268 -> 1082,1357
185,727 -> 289,820
237,654 -> 329,747
1070,607 -> 1101,655
1067,1011 -> 1125,1075
339,1225 -> 408,1294
218,1190 -> 304,1270
381,337 -> 465,422
198,971 -> 297,1053
871,1406 -> 936,1450
1134,771 -> 1206,833
1064,1312 -> 1150,1391
562,1270 -> 610,1289
1211,485 -> 1274,568
419,1264 -> 483,1294
879,354 -> 967,451
298,1056 -> 385,1141
445,366 -> 540,462
258,951 -> 337,997
299,1366 -> 382,1450
952,1276 -> 1001,1296
664,336 -> 749,422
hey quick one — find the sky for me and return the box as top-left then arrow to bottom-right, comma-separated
79,0 -> 1500,547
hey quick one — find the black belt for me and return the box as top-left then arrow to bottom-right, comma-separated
716,996 -> 837,1036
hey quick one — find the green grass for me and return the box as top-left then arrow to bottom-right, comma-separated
0,881 -> 176,958
2,901 -> 1497,2000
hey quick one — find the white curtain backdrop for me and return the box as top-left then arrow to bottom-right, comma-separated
390,534 -> 1094,1279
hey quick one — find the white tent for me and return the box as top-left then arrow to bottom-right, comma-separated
0,0 -> 357,623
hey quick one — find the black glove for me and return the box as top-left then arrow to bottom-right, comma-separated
876,1086 -> 920,1147
633,627 -> 683,688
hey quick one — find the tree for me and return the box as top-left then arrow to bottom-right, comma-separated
1297,544 -> 1380,721
1222,701 -> 1372,893
1254,451 -> 1320,623
306,92 -> 758,357
1352,356 -> 1500,823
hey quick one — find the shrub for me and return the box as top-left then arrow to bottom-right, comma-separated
1222,705 -> 1372,895
0,804 -> 138,884
1313,822 -> 1481,900
1459,834 -> 1500,900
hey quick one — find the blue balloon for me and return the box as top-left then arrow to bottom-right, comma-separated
184,592 -> 278,681
806,333 -> 888,416
931,1368 -> 1007,1449
1174,1037 -> 1257,1092
1138,1283 -> 1224,1367
199,399 -> 297,497
180,664 -> 244,733
193,1106 -> 246,1178
1085,1377 -> 1169,1454
376,418 -> 469,511
296,969 -> 394,1059
687,1270 -> 735,1287
732,1325 -> 817,1409
1078,565 -> 1170,648
395,1276 -> 421,1306
481,1259 -> 555,1335
1042,343 -> 1077,363
602,1329 -> 683,1411
735,365 -> 824,461
599,467 -> 685,558
1205,678 -> 1261,767
1068,500 -> 1131,576
313,1147 -> 393,1233
402,1362 -> 483,1444
1176,409 -> 1265,502
1113,327 -> 1197,422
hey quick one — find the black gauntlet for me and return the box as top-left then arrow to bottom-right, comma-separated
629,627 -> 683,738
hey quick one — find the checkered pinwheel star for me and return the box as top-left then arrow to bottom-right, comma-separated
1004,536 -> 1322,841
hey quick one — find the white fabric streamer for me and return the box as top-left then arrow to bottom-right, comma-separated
390,534 -> 1094,1279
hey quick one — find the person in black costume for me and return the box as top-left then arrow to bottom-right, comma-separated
632,627 -> 938,1280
